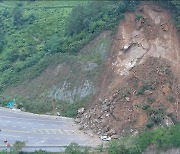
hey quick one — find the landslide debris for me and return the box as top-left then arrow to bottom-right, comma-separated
76,3 -> 180,138
76,57 -> 180,138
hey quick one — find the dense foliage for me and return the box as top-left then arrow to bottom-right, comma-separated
108,124 -> 180,154
0,0 -> 140,92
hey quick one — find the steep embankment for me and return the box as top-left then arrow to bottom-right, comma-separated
3,32 -> 112,115
76,4 -> 180,138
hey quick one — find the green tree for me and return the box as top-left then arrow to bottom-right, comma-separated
13,4 -> 24,28
10,141 -> 26,154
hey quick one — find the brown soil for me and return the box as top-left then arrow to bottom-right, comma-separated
77,3 -> 180,137
78,57 -> 180,136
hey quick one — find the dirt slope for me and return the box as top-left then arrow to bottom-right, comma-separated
77,3 -> 180,137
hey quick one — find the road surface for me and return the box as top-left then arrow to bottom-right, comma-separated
0,107 -> 101,152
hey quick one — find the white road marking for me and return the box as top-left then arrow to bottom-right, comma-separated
39,130 -> 43,134
28,137 -> 34,139
64,130 -> 71,135
0,134 -> 20,138
39,124 -> 45,126
58,130 -> 63,134
32,130 -> 37,134
50,129 -> 56,134
36,140 -> 46,145
27,123 -> 33,124
17,122 -> 22,124
45,129 -> 50,134
65,130 -> 76,134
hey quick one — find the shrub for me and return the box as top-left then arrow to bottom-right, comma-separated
166,93 -> 174,103
167,113 -> 179,124
60,101 -> 84,118
146,119 -> 155,128
147,96 -> 156,104
11,141 -> 26,154
135,14 -> 142,21
34,149 -> 48,154
136,82 -> 150,95
65,143 -> 89,154
107,125 -> 180,153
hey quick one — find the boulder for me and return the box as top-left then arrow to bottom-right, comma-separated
162,85 -> 170,95
111,135 -> 119,139
75,118 -> 81,123
78,108 -> 85,114
144,90 -> 153,95
107,129 -> 116,136
125,97 -> 130,102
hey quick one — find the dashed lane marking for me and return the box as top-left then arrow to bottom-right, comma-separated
51,129 -> 56,134
1,129 -> 82,135
58,130 -> 63,134
1,129 -> 30,134
0,134 -> 20,138
64,130 -> 71,135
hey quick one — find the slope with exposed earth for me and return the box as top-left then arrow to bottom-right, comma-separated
76,3 -> 180,138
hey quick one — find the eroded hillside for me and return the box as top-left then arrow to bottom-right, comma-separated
76,3 -> 180,138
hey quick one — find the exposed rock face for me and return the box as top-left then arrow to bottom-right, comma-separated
48,80 -> 94,103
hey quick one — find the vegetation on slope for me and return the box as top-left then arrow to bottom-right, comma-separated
0,0 -> 141,91
0,0 -> 140,114
0,0 -> 179,115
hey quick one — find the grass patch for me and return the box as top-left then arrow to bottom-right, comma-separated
166,93 -> 175,103
135,14 -> 142,21
147,96 -> 156,104
136,82 -> 154,95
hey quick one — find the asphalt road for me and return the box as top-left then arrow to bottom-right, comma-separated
0,107 -> 101,152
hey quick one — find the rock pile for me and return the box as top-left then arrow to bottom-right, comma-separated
75,57 -> 180,139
